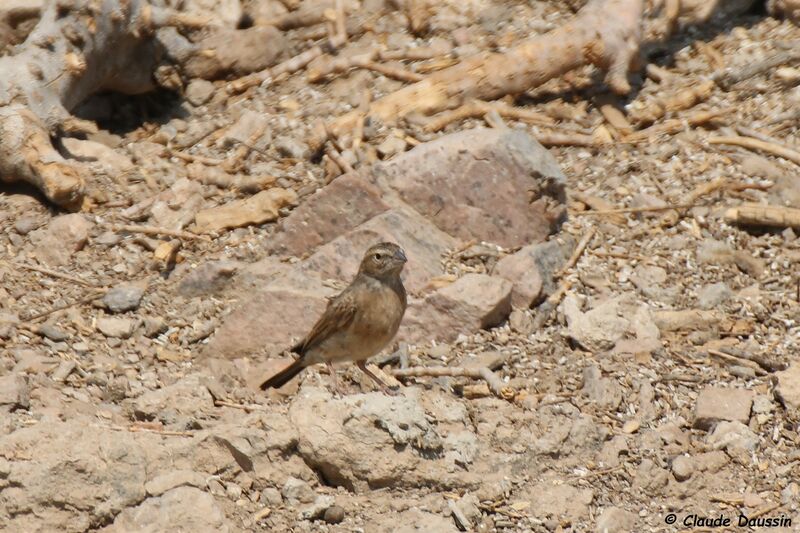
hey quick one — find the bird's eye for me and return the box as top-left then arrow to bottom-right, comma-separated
374,252 -> 383,261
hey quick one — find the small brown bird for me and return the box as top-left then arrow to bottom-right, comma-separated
260,242 -> 408,394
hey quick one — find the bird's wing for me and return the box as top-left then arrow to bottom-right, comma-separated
296,288 -> 357,354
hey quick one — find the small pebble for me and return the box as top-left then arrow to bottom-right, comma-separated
103,284 -> 145,313
37,323 -> 70,342
324,505 -> 345,524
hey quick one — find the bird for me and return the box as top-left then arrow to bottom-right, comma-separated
260,242 -> 408,395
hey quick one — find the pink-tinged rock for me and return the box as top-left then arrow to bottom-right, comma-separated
30,213 -> 93,266
369,128 -> 566,248
297,207 -> 461,293
775,364 -> 800,410
203,271 -> 335,359
693,387 -> 754,430
399,274 -> 512,344
266,174 -> 390,257
493,236 -> 575,308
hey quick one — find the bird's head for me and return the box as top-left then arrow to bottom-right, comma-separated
359,242 -> 407,280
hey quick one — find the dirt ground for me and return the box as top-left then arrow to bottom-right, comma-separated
1,0 -> 800,532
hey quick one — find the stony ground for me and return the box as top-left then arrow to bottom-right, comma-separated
2,1 -> 800,532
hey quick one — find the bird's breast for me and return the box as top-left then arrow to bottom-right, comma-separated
311,279 -> 405,364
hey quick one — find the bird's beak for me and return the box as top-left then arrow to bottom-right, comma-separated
394,248 -> 407,263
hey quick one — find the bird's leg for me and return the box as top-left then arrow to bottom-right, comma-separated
326,361 -> 345,396
356,360 -> 399,396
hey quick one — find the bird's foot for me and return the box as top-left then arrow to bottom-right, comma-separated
326,362 -> 346,397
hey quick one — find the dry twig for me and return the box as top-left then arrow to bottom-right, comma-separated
4,261 -> 98,288
574,202 -> 703,216
24,290 -> 106,322
714,49 -> 800,90
229,46 -> 324,93
104,424 -> 194,437
390,366 -> 512,399
111,224 -> 210,242
709,135 -> 800,166
724,204 -> 800,230
556,228 -> 596,277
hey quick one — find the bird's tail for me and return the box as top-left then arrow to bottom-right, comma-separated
259,357 -> 306,390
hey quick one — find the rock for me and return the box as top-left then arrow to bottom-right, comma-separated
651,309 -> 723,332
185,78 -> 215,106
596,506 -> 638,533
400,274 -> 512,344
752,394 -> 775,414
629,264 -> 674,301
36,323 -> 70,342
204,271 -> 334,359
61,138 -> 134,175
260,487 -> 283,506
218,109 -> 272,152
144,470 -> 206,497
225,482 -> 242,500
629,192 -> 666,216
13,215 -> 41,235
581,364 -> 623,410
178,260 -> 240,297
30,214 -> 93,266
671,455 -> 694,481
51,360 -> 78,382
103,284 -> 145,313
298,207 -> 460,293
450,493 -> 481,529
194,187 -> 297,233
740,154 -> 785,179
697,282 -> 733,309
149,178 -> 205,231
130,374 -> 215,427
376,134 -> 408,158
0,374 -> 30,411
368,509 -> 460,533
369,128 -> 566,248
265,174 -> 390,257
180,0 -> 242,26
781,483 -> 799,505
0,421 -> 154,531
770,173 -> 800,208
289,387 -> 474,492
282,477 -> 316,505
185,26 -> 287,79
103,486 -> 230,532
693,387 -> 754,430
563,294 -> 660,354
97,317 -> 138,339
167,422 -> 292,476
143,317 -> 168,337
324,505 -> 345,524
630,265 -> 667,288
633,458 -> 669,493
696,239 -> 764,278
775,364 -> 800,410
0,312 -> 19,340
526,481 -> 593,522
274,136 -> 310,159
707,421 -> 759,451
298,495 -> 335,520
493,237 -> 574,308
693,450 -> 730,473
